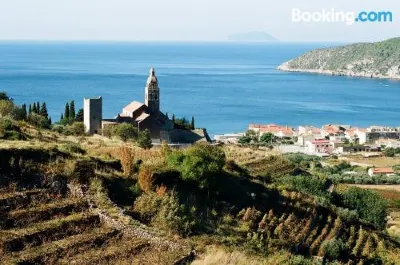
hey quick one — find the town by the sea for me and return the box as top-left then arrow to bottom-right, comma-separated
1,41 -> 400,136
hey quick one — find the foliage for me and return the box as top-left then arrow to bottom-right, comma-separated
0,91 -> 11,101
160,140 -> 171,157
260,132 -> 274,143
117,145 -> 135,177
173,116 -> 195,130
62,143 -> 86,155
28,113 -> 51,129
113,123 -> 138,142
383,147 -> 400,157
66,122 -> 85,136
321,238 -> 347,260
341,187 -> 388,229
138,165 -> 157,192
238,130 -> 258,144
133,191 -> 198,236
0,99 -> 15,118
137,129 -> 153,149
167,143 -> 226,188
282,175 -> 329,199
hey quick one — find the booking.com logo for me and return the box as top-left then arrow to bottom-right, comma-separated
292,8 -> 393,25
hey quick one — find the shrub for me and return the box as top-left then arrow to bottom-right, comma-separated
137,129 -> 152,149
70,160 -> 96,184
117,145 -> 135,176
133,191 -> 197,236
260,132 -> 274,143
52,124 -> 66,134
341,187 -> 388,229
67,122 -> 85,136
336,207 -> 359,223
0,99 -> 14,117
138,165 -> 157,192
113,123 -> 138,142
28,113 -> 50,129
282,175 -> 329,198
167,143 -> 226,188
102,125 -> 114,138
321,238 -> 347,260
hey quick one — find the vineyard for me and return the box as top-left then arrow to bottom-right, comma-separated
237,190 -> 399,263
0,174 -> 188,264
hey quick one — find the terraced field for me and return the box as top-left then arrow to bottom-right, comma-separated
0,186 -> 187,265
250,192 -> 399,262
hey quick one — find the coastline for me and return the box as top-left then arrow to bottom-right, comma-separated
277,62 -> 400,80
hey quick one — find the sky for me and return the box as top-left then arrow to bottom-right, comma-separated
0,0 -> 398,42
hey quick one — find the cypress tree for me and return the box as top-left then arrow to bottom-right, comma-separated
28,104 -> 32,115
172,114 -> 175,123
48,117 -> 52,126
60,113 -> 64,121
36,102 -> 40,113
21,104 -> 27,120
64,102 -> 70,122
69,100 -> 75,121
40,102 -> 48,118
191,116 -> 195,130
32,103 -> 37,113
165,112 -> 169,119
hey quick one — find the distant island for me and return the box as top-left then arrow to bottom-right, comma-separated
227,31 -> 278,42
278,37 -> 400,79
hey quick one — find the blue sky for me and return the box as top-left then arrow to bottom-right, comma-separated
0,0 -> 398,42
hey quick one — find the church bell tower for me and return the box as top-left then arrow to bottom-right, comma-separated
145,67 -> 160,114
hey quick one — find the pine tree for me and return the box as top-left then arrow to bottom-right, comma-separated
64,102 -> 70,123
36,102 -> 40,113
69,100 -> 75,121
21,104 -> 27,120
165,112 -> 169,119
60,113 -> 64,121
32,103 -> 37,113
28,104 -> 32,115
191,116 -> 195,130
40,102 -> 48,118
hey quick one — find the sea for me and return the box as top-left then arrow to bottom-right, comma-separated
1,41 -> 400,136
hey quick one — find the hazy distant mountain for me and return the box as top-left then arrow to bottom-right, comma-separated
278,37 -> 400,79
227,31 -> 278,42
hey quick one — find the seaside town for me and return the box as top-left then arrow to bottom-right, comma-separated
215,123 -> 400,165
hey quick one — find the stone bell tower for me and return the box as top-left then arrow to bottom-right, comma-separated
145,67 -> 160,114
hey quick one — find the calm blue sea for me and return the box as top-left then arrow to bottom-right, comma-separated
1,42 -> 400,135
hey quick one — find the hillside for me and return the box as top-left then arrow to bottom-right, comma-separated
278,38 -> 400,79
1,93 -> 400,264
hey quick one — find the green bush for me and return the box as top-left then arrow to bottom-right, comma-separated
113,123 -> 138,141
66,122 -> 85,136
282,175 -> 329,198
321,238 -> 347,260
137,129 -> 152,149
133,191 -> 198,236
0,99 -> 14,117
63,143 -> 86,155
341,187 -> 388,229
167,143 -> 226,188
28,113 -> 50,129
52,124 -> 66,134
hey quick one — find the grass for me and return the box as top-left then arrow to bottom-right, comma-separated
58,237 -> 149,265
344,155 -> 400,168
4,227 -> 120,265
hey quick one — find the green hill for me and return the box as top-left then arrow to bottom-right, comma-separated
278,38 -> 400,79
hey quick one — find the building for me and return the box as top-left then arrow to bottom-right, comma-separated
306,139 -> 332,153
375,139 -> 400,148
337,145 -> 381,154
297,134 -> 316,146
368,167 -> 395,177
83,97 -> 102,134
248,124 -> 296,139
85,67 -> 209,143
298,126 -> 321,135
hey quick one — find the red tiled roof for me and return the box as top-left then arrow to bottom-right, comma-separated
312,139 -> 330,144
371,168 -> 394,174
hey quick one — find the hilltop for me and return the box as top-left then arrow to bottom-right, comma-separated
278,38 -> 400,79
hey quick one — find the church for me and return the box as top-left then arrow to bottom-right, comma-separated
84,67 -> 210,143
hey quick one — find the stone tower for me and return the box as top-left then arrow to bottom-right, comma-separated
83,97 -> 102,134
145,67 -> 160,114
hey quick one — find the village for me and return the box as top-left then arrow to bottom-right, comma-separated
214,123 -> 400,177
